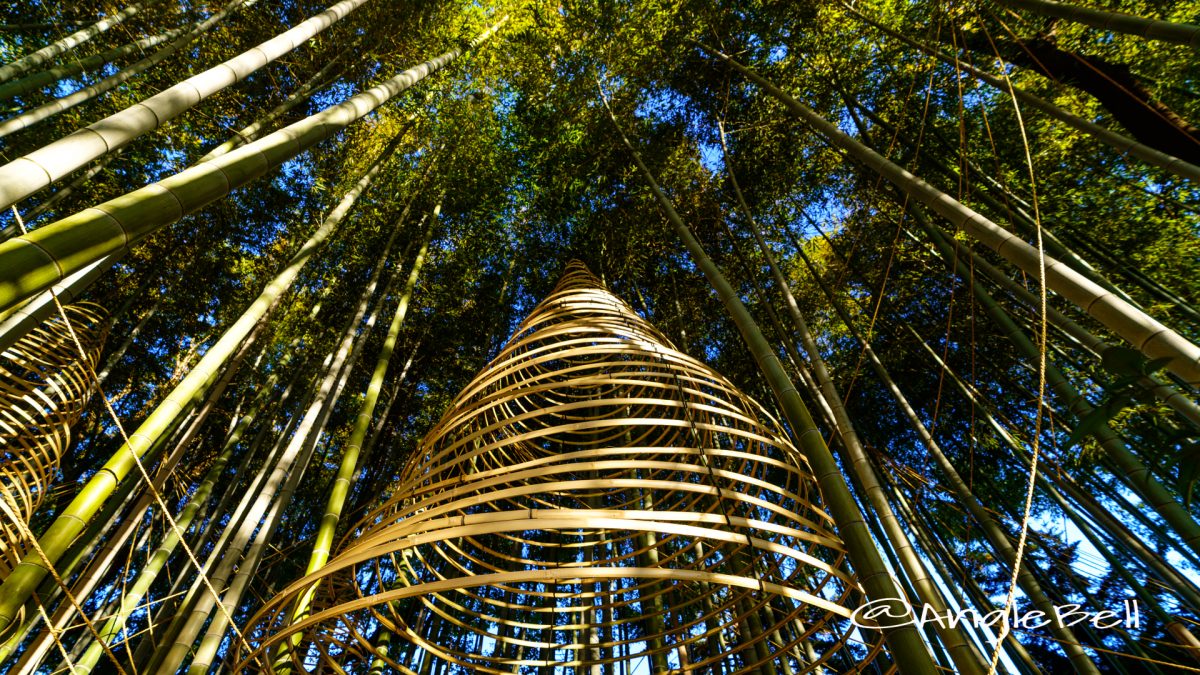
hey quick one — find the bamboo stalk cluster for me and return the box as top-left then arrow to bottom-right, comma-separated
0,302 -> 107,579
239,262 -> 885,674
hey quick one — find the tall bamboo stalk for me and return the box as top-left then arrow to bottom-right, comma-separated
133,363 -> 318,669
0,28 -> 184,102
16,151 -> 122,226
0,17 -> 507,315
0,0 -> 255,139
197,45 -> 357,162
158,165 -> 416,675
913,210 -> 1200,560
719,124 -> 989,675
0,253 -> 120,353
188,351 -> 368,674
0,0 -> 153,84
171,230 -> 412,674
840,11 -> 1200,182
0,127 -> 405,637
280,204 -> 435,657
781,215 -> 1099,672
698,43 -> 1200,389
601,90 -> 939,675
845,98 -> 1150,315
846,95 -> 1200,428
916,228 -> 1200,429
0,0 -> 364,162
67,375 -> 275,672
998,0 -> 1200,50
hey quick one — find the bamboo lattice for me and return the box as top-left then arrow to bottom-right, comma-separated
0,302 -> 107,578
241,262 -> 889,674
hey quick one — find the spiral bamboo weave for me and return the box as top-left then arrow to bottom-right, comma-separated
241,262 -> 888,674
0,302 -> 107,578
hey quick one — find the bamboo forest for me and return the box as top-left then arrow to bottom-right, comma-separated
1,0 -> 1199,672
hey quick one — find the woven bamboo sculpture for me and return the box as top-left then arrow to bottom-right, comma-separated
242,262 -> 888,674
0,302 -> 108,578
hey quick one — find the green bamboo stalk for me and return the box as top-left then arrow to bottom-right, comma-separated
177,315 -> 366,674
277,205 -> 436,667
893,103 -> 1200,326
718,126 -> 988,674
132,362 -> 317,670
0,27 -> 184,102
998,0 -> 1200,49
1048,479 -> 1200,664
919,230 -> 1200,430
880,473 -> 1040,675
0,252 -> 121,353
847,459 -> 953,672
698,43 -> 1200,388
779,217 -> 1101,672
908,317 -> 1200,614
186,386 -> 353,672
841,11 -> 1200,182
72,378 -> 277,672
4,308 -> 268,671
17,150 -> 122,226
0,126 -> 405,638
196,46 -> 355,162
847,98 -> 1149,315
914,211 -> 1200,560
600,89 -> 939,675
0,16 -> 507,314
845,96 -> 1200,433
1082,469 -> 1200,571
0,0 -> 152,84
0,407 -> 196,666
0,0 -> 361,181
0,0 -> 256,139
171,195 -> 418,675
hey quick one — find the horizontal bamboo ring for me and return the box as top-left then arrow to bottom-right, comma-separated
241,262 -> 888,674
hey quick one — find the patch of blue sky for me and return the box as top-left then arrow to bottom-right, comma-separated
308,78 -> 355,110
835,107 -> 858,137
51,75 -> 85,98
697,140 -> 723,174
958,82 -> 992,110
635,86 -> 687,122
275,155 -> 316,195
492,85 -> 517,117
154,145 -> 189,174
1036,488 -> 1200,591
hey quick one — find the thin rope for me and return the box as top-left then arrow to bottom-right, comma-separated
961,16 -> 1053,675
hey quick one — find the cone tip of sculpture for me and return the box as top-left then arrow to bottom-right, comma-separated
556,259 -> 604,291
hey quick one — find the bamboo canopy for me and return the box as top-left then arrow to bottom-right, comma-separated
240,261 -> 888,674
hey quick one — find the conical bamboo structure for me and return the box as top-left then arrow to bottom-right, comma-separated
240,262 -> 889,674
0,302 -> 107,578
